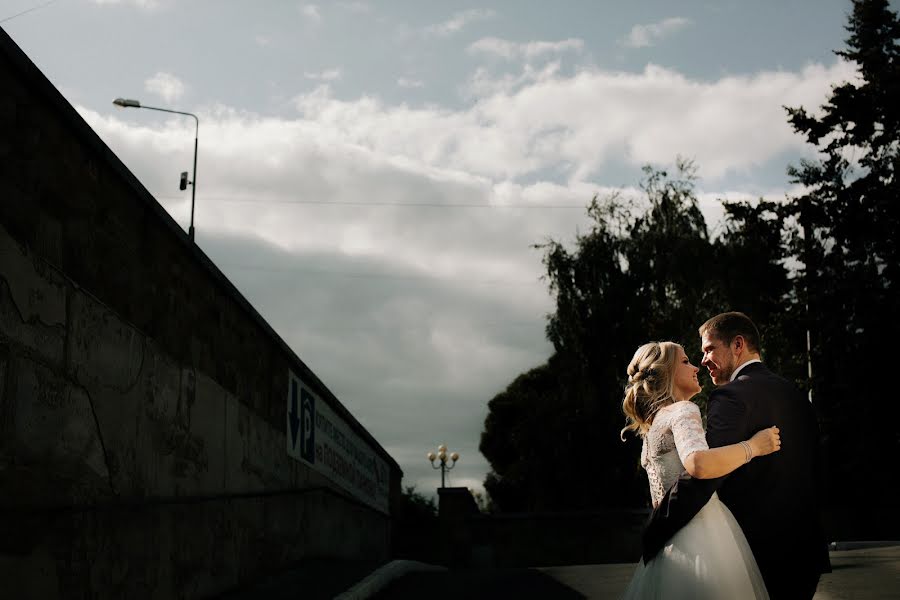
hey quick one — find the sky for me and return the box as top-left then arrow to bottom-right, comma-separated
1,0 -> 874,500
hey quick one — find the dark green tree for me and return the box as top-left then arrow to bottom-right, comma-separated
783,0 -> 900,514
396,485 -> 437,519
392,485 -> 439,560
713,200 -> 807,385
480,161 -> 800,513
481,361 -> 564,512
482,163 -> 718,511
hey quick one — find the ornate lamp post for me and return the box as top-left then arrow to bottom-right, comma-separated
113,98 -> 199,241
427,444 -> 459,489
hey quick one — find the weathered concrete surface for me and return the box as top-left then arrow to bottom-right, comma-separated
0,489 -> 389,600
0,218 -> 394,596
0,25 -> 400,600
0,229 -> 67,369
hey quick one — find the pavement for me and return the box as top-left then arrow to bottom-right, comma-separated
214,558 -> 386,600
211,543 -> 900,599
362,543 -> 900,599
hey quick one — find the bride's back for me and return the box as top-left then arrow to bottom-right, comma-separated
642,400 -> 708,506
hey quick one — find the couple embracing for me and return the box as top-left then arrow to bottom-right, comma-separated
621,312 -> 831,600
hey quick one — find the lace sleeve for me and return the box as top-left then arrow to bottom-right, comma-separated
670,401 -> 708,465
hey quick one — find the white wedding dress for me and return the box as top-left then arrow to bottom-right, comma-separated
622,401 -> 769,599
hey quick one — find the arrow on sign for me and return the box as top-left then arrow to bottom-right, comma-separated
289,385 -> 300,449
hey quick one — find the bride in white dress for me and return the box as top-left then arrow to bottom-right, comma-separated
620,341 -> 778,600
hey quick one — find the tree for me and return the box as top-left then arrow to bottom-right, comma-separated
480,161 -> 800,513
396,485 -> 437,519
480,360 -> 570,512
392,485 -> 439,560
714,200 -> 807,385
482,163 -> 719,511
783,0 -> 900,511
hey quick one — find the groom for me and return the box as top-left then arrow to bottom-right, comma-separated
642,312 -> 831,600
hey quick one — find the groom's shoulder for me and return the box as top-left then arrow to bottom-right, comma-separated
708,382 -> 744,405
742,362 -> 794,388
733,363 -> 802,402
733,362 -> 787,388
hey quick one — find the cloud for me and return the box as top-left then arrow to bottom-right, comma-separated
254,35 -> 272,47
338,1 -> 370,13
305,68 -> 342,81
425,8 -> 495,36
464,61 -> 562,98
91,0 -> 159,8
622,17 -> 691,48
468,37 -> 585,61
81,56 -> 856,495
144,72 -> 186,103
294,60 -> 857,181
397,77 -> 424,89
80,102 -> 581,495
300,3 -> 321,24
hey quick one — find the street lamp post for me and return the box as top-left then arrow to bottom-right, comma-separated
427,444 -> 459,489
113,98 -> 199,241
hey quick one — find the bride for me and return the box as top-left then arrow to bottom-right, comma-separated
620,341 -> 778,599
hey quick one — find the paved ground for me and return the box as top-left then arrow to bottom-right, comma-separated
814,545 -> 900,600
215,559 -> 384,600
211,544 -> 900,599
367,544 -> 900,599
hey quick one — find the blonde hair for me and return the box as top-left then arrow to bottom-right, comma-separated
620,341 -> 681,440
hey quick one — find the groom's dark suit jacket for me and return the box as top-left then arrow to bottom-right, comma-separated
643,362 -> 831,595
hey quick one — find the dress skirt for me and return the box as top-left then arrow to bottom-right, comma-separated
622,493 -> 769,599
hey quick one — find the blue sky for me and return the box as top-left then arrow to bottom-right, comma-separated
2,0 -> 879,498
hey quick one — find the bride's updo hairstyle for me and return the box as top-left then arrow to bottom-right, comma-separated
620,341 -> 681,440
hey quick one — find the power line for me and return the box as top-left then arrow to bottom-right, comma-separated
1,0 -> 60,24
220,263 -> 542,287
154,196 -> 591,210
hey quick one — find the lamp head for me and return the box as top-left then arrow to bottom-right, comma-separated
113,98 -> 141,108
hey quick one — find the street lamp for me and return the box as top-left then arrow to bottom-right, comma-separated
113,97 -> 199,241
427,444 -> 459,489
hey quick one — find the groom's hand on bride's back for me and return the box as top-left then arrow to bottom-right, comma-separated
749,426 -> 781,458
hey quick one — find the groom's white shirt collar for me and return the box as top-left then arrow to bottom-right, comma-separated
730,359 -> 762,382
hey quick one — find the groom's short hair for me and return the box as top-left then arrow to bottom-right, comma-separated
699,312 -> 761,353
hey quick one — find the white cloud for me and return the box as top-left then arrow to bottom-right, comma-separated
82,56 -> 857,496
468,37 -> 585,61
294,60 -> 857,181
338,1 -> 370,13
80,103 -> 571,493
254,35 -> 272,47
397,77 -> 424,89
91,0 -> 159,8
464,61 -> 562,98
305,68 -> 342,81
425,8 -> 495,36
144,72 -> 186,103
622,17 -> 691,48
300,3 -> 321,24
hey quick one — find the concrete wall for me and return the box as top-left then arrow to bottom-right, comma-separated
0,27 -> 400,599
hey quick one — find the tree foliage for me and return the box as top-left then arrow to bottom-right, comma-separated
783,0 -> 900,507
392,485 -> 439,560
481,161 -> 796,511
480,0 -> 900,516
